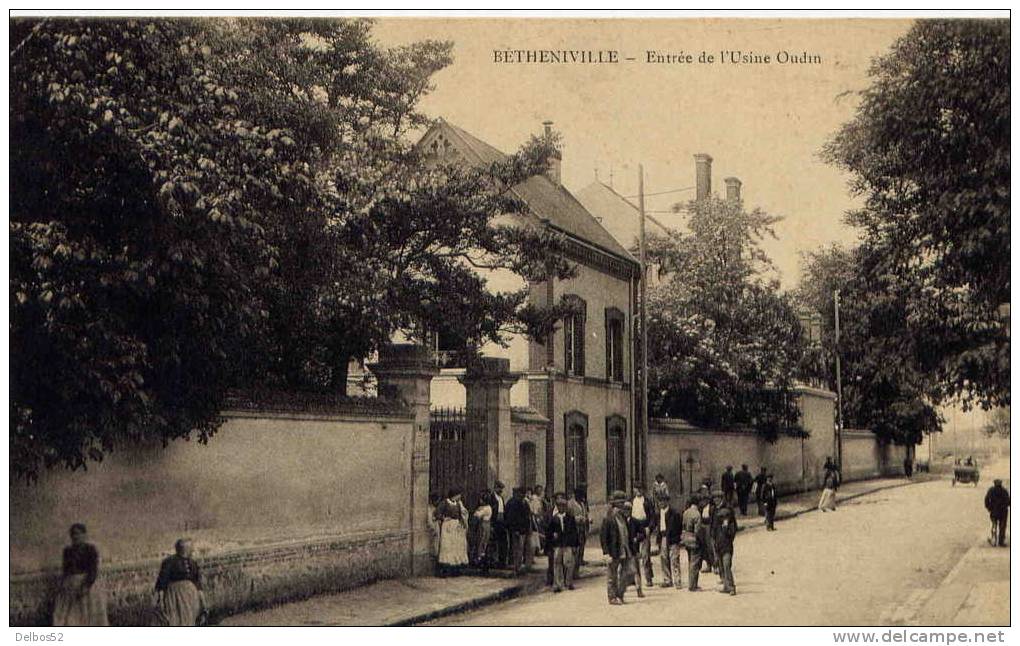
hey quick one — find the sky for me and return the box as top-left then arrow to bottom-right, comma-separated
371,17 -> 915,288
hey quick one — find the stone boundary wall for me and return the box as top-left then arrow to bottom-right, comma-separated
11,529 -> 410,626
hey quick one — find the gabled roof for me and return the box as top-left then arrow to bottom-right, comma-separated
575,181 -> 688,254
420,119 -> 637,266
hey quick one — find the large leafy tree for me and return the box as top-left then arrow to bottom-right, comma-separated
10,18 -> 570,481
646,195 -> 805,440
797,244 -> 941,446
823,19 -> 1009,411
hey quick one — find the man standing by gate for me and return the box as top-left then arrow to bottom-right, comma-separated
505,487 -> 532,575
492,481 -> 509,568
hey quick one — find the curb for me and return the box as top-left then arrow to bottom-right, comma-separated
389,569 -> 601,626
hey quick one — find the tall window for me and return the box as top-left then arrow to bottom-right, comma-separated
563,295 -> 586,376
605,308 -> 625,382
519,442 -> 537,490
606,416 -> 627,496
564,411 -> 588,494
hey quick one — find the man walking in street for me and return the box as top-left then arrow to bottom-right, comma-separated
630,484 -> 655,588
754,467 -> 769,516
714,501 -> 739,595
547,492 -> 580,592
505,487 -> 533,576
762,474 -> 778,531
567,487 -> 588,578
600,490 -> 632,605
984,479 -> 1010,547
735,464 -> 753,516
681,497 -> 703,591
721,466 -> 737,509
492,481 -> 509,568
650,493 -> 684,589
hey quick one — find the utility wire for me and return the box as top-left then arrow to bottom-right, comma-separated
624,185 -> 696,199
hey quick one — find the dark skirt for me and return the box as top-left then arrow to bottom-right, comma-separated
52,574 -> 109,626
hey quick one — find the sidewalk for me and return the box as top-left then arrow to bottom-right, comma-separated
218,476 -> 922,626
217,563 -> 604,626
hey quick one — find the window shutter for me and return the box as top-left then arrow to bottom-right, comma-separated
575,308 -> 586,377
614,320 -> 625,382
605,309 -> 612,381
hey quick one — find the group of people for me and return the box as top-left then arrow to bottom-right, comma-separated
52,523 -> 207,626
428,482 -> 591,591
426,466 -> 785,605
599,471 -> 776,606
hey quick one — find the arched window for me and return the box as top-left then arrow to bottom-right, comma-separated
564,411 -> 588,494
563,295 -> 586,376
519,442 -> 537,490
606,415 -> 627,496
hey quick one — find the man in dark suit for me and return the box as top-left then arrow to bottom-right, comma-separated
600,490 -> 631,605
492,481 -> 509,568
762,474 -> 779,531
721,466 -> 737,509
985,479 -> 1010,547
735,464 -> 754,516
714,502 -> 739,595
649,493 -> 684,589
754,467 -> 769,516
505,487 -> 533,575
547,492 -> 580,591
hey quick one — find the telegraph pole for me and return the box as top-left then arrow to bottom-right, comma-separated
834,290 -> 844,470
638,164 -> 649,488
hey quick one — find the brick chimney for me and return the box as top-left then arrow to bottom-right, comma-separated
694,153 -> 712,200
543,121 -> 562,185
724,176 -> 742,201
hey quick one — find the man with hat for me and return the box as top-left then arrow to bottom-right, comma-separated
984,479 -> 1010,547
492,481 -> 509,568
649,493 -> 684,589
600,490 -> 632,605
622,501 -> 646,598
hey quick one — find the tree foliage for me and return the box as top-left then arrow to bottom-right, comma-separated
646,195 -> 805,440
797,244 -> 942,446
823,19 -> 1009,411
10,17 -> 571,481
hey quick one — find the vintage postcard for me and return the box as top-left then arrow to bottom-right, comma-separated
8,10 -> 1010,642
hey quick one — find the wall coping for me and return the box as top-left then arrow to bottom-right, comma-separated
792,384 -> 838,401
12,528 -> 412,582
223,389 -> 411,419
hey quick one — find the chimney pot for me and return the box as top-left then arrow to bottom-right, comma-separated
724,176 -> 742,201
542,121 -> 562,185
694,153 -> 713,200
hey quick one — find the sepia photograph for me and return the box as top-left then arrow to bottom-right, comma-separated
6,8 -> 1011,641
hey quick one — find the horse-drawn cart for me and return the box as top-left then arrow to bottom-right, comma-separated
952,459 -> 980,486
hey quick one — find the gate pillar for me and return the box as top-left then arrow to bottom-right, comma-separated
460,357 -> 521,490
369,344 -> 438,576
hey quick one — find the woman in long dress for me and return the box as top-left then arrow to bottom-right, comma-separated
52,523 -> 109,626
153,538 -> 206,626
435,488 -> 469,576
471,491 -> 494,570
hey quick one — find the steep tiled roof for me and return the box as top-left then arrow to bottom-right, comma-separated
428,120 -> 637,265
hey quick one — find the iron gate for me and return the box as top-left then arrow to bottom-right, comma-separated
429,407 -> 488,508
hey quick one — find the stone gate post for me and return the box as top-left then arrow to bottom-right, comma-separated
460,357 -> 521,489
369,344 -> 438,576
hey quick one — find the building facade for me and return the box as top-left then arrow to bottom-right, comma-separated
411,119 -> 642,505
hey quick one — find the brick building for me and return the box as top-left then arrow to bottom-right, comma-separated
410,118 -> 643,505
